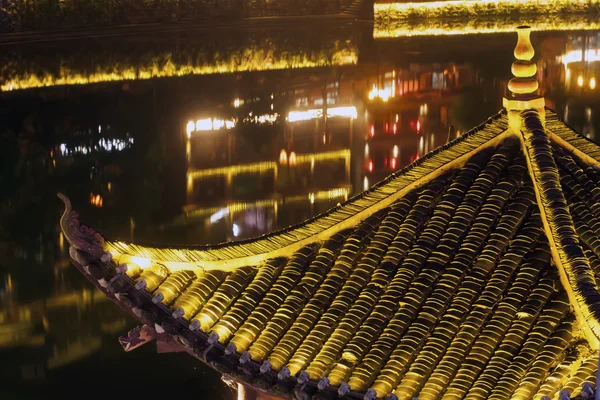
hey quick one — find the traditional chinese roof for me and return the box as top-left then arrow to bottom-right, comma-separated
60,27 -> 600,400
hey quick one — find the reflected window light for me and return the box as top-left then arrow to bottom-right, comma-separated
393,123 -> 397,134
196,118 -> 212,131
393,145 -> 399,158
234,98 -> 240,108
363,176 -> 369,191
395,114 -> 399,123
212,119 -> 225,130
591,77 -> 596,89
561,48 -> 600,66
370,125 -> 375,137
323,134 -> 327,144
232,223 -> 240,237
186,121 -> 195,137
279,149 -> 288,164
287,106 -> 356,122
578,76 -> 584,87
365,143 -> 369,156
210,207 -> 229,224
289,152 -> 297,166
368,160 -> 373,172
309,193 -> 315,204
417,120 -> 421,132
90,193 -> 103,208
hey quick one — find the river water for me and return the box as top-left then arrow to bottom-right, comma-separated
0,21 -> 599,398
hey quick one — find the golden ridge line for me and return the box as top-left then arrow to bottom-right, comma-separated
516,109 -> 600,350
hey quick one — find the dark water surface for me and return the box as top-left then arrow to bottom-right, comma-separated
1,23 -> 600,399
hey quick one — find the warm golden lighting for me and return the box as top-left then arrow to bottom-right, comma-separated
186,121 -> 195,138
196,118 -> 213,131
578,76 -> 584,87
189,162 -> 278,179
562,49 -> 600,66
89,193 -> 103,208
289,152 -> 297,166
374,14 -> 600,38
2,48 -> 358,92
590,77 -> 596,89
393,145 -> 399,158
189,149 -> 349,180
295,149 -> 350,164
59,232 -> 65,252
363,176 -> 369,191
287,106 -> 357,122
368,87 -> 392,101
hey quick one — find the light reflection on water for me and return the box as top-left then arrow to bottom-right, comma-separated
1,24 -> 600,397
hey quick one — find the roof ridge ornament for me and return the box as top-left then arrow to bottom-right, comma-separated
503,26 -> 545,114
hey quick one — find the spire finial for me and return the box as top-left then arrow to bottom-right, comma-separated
503,26 -> 545,112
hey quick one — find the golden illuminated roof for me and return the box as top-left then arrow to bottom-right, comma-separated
59,27 -> 600,400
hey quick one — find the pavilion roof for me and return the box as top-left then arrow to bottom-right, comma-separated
60,27 -> 600,400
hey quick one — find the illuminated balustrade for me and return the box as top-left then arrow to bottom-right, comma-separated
561,48 -> 600,66
1,49 -> 358,92
374,11 -> 600,38
187,149 -> 351,180
182,187 -> 350,221
287,106 -> 357,122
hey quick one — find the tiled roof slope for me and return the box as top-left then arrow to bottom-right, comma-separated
60,108 -> 600,400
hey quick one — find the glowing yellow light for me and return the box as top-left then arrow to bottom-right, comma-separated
127,256 -> 152,269
89,193 -> 103,208
562,49 -> 600,66
279,150 -> 288,164
287,106 -> 357,122
1,49 -> 358,92
289,152 -> 297,166
309,193 -> 315,204
590,77 -> 596,89
189,162 -> 277,179
59,232 -> 65,252
374,12 -> 600,38
188,149 -> 349,180
295,149 -> 350,164
363,176 -> 369,191
566,68 -> 571,80
578,76 -> 584,87
365,144 -> 369,156
327,106 -> 358,119
234,98 -> 240,108
368,87 -> 391,101
393,145 -> 399,158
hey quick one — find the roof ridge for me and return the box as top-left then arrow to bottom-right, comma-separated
517,108 -> 600,350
